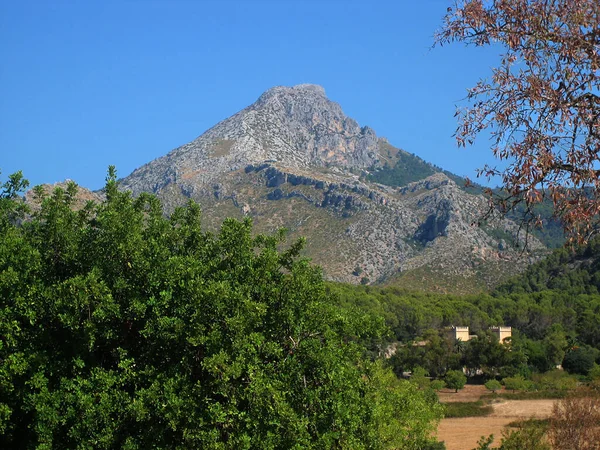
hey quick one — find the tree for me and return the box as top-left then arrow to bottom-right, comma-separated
0,169 -> 443,449
410,366 -> 432,390
544,325 -> 569,368
484,379 -> 502,393
562,345 -> 599,375
497,421 -> 551,450
437,0 -> 600,244
502,375 -> 527,392
431,379 -> 446,392
445,370 -> 467,393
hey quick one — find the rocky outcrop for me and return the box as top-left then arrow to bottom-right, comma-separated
116,84 -> 545,292
120,84 -> 384,197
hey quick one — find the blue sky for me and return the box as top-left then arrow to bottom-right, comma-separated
1,0 -> 501,190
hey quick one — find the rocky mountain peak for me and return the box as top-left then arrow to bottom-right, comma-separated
257,84 -> 327,102
121,84 -> 383,195
116,85 -> 545,293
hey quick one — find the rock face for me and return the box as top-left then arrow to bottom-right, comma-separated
119,84 -> 545,293
121,84 -> 382,196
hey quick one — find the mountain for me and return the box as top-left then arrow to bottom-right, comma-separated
118,84 -> 545,293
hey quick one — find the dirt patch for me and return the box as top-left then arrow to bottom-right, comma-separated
437,384 -> 489,403
437,417 -> 514,450
436,386 -> 557,450
490,399 -> 555,418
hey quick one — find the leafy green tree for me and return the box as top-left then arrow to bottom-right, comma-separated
562,345 -> 599,376
502,376 -> 527,392
543,324 -> 568,368
444,370 -> 467,393
430,380 -> 446,392
589,363 -> 600,381
0,168 -> 443,449
410,366 -> 431,390
473,421 -> 550,450
484,379 -> 502,394
464,331 -> 519,378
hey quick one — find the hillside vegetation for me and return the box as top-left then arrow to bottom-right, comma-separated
329,239 -> 600,377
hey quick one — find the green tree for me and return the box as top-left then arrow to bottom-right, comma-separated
473,421 -> 550,450
484,379 -> 502,394
562,345 -> 599,376
410,366 -> 431,390
431,379 -> 446,392
444,370 -> 467,393
464,331 -> 514,378
543,325 -> 568,368
502,375 -> 527,392
0,168 -> 443,449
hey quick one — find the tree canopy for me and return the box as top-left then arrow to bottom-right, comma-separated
0,168 -> 442,449
437,0 -> 600,244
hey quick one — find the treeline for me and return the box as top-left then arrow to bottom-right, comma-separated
328,242 -> 600,378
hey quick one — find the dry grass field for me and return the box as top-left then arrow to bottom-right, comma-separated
436,385 -> 556,450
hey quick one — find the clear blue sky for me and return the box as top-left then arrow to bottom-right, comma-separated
1,0 -> 501,190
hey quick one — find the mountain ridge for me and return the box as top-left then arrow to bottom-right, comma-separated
34,84 -> 548,293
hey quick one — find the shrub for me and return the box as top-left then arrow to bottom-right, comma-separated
548,395 -> 600,450
431,380 -> 446,392
502,375 -> 526,392
444,370 -> 467,393
484,379 -> 502,393
443,401 -> 493,418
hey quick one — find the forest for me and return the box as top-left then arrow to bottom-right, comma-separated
330,241 -> 600,381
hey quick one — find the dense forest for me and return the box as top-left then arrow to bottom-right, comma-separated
329,238 -> 600,380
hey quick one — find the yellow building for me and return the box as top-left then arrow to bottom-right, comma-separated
446,326 -> 512,342
446,326 -> 471,342
489,326 -> 512,342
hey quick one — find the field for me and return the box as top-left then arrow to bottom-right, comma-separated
436,385 -> 555,450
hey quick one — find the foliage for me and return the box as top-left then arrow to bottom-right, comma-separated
443,401 -> 493,418
0,169 -> 443,449
409,366 -> 431,390
367,151 -> 436,187
497,422 -> 550,450
484,379 -> 502,393
548,394 -> 600,450
464,330 -> 525,378
506,418 -> 549,429
444,370 -> 467,392
473,419 -> 550,450
532,369 -> 577,392
473,434 -> 495,450
431,379 -> 446,392
422,442 -> 447,450
563,345 -> 600,375
437,0 -> 600,244
589,363 -> 600,381
502,375 -> 527,392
